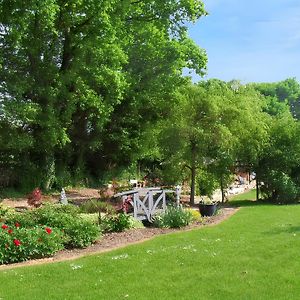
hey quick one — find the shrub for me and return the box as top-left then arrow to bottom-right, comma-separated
27,188 -> 42,207
4,203 -> 100,249
31,204 -> 100,248
0,205 -> 14,221
154,205 -> 193,228
5,211 -> 37,228
79,199 -> 115,215
79,213 -> 99,224
62,218 -> 100,248
260,170 -> 299,203
0,223 -> 64,264
128,216 -> 144,229
100,213 -> 131,233
185,208 -> 202,222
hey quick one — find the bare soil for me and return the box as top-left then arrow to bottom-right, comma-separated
0,207 -> 239,270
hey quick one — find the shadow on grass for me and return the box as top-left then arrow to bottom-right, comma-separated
227,199 -> 270,208
263,224 -> 300,235
224,189 -> 272,208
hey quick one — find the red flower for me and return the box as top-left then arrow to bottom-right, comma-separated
45,227 -> 52,234
1,224 -> 8,230
15,222 -> 20,228
13,239 -> 21,246
8,229 -> 13,234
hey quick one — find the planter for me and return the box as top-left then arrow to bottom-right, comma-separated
199,203 -> 217,217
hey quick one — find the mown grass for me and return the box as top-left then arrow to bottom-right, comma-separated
0,195 -> 300,299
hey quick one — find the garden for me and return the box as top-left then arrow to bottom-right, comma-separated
1,1 -> 300,298
0,186 -> 219,265
0,193 -> 299,299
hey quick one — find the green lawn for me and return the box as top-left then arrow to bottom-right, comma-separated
1,196 -> 300,299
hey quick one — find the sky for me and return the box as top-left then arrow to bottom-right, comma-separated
188,0 -> 300,83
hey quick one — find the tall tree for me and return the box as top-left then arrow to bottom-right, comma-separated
159,80 -> 267,205
0,0 -> 207,190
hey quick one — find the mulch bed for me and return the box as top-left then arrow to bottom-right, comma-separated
0,207 -> 238,270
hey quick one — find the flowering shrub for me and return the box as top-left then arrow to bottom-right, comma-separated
153,205 -> 193,228
185,208 -> 202,222
28,204 -> 100,248
0,223 -> 64,264
27,188 -> 42,207
1,203 -> 100,261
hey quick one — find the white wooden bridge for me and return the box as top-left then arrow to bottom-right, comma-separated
114,187 -> 181,222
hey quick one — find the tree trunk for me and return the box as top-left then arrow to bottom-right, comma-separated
190,144 -> 196,206
42,153 -> 55,191
256,173 -> 259,201
220,175 -> 225,203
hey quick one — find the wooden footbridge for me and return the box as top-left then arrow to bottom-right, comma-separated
114,187 -> 181,222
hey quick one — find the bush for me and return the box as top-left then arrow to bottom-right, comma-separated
62,219 -> 100,248
79,199 -> 115,214
0,223 -> 64,264
100,213 -> 131,233
128,216 -> 144,229
154,205 -> 193,228
3,203 -> 100,249
185,208 -> 202,222
0,205 -> 15,221
260,170 -> 299,203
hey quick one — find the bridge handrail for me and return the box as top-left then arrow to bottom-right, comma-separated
114,187 -> 170,198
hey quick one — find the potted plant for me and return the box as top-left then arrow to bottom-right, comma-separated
199,197 -> 217,217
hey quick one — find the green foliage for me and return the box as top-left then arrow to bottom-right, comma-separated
61,219 -> 100,248
79,200 -> 115,215
260,171 -> 299,204
100,213 -> 131,233
128,216 -> 144,229
184,208 -> 202,222
252,78 -> 300,119
198,169 -> 219,198
154,205 -> 193,228
159,80 -> 267,204
1,205 -> 300,299
0,224 -> 64,264
0,0 -> 207,190
253,102 -> 300,203
3,203 -> 100,249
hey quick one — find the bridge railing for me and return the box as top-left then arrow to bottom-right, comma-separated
114,187 -> 181,222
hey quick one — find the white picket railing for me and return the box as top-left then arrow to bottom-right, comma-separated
114,187 -> 181,222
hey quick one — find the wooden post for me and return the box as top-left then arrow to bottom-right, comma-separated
149,190 -> 153,215
162,191 -> 166,211
176,185 -> 181,207
133,193 -> 138,219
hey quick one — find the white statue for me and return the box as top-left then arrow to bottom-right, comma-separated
60,188 -> 68,205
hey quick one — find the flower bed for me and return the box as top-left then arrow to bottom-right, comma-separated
0,203 -> 100,264
0,223 -> 64,264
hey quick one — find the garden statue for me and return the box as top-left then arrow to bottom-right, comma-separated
60,188 -> 68,205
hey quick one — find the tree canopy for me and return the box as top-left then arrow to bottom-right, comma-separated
0,0 -> 207,190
